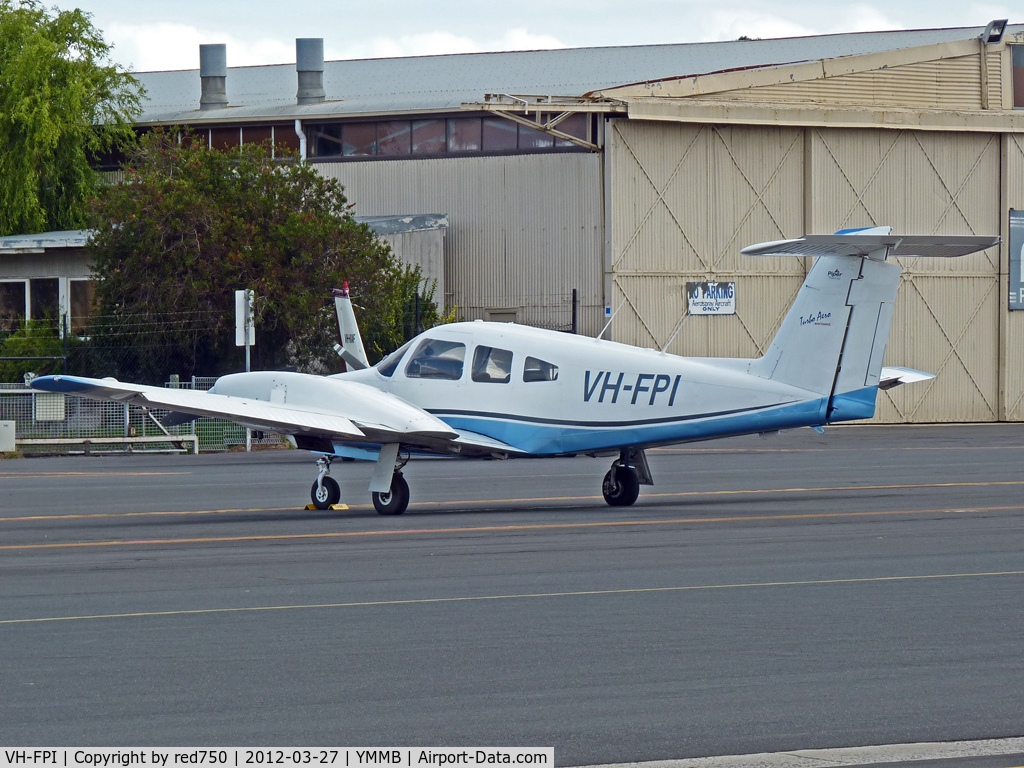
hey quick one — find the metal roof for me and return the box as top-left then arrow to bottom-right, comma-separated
0,216 -> 448,252
134,25 -> 1023,124
0,230 -> 91,253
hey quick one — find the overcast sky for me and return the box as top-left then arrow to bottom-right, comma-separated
49,0 -> 1019,72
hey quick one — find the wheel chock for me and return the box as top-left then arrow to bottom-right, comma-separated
304,503 -> 350,510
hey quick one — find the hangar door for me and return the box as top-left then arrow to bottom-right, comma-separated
809,128 -> 1000,423
1002,133 -> 1024,422
607,120 -> 806,360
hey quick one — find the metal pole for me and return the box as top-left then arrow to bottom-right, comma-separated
245,297 -> 251,452
571,289 -> 578,335
62,314 -> 68,374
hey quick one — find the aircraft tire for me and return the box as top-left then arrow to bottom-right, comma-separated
602,467 -> 640,507
373,473 -> 410,515
311,476 -> 341,510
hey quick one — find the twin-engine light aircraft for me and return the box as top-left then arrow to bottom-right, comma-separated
32,227 -> 998,515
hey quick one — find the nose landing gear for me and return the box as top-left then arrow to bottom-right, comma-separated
310,455 -> 342,510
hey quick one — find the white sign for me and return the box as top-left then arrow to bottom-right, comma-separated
686,281 -> 735,315
235,289 -> 255,347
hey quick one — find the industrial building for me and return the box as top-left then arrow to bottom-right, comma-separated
12,22 -> 1024,422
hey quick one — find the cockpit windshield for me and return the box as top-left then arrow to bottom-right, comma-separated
376,340 -> 413,378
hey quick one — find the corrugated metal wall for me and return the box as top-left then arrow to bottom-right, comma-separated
609,119 -> 1006,423
693,55 -> 984,110
1001,133 -> 1024,421
608,120 -> 806,358
809,128 -> 1000,422
316,153 -> 604,334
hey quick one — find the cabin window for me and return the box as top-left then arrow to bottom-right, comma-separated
376,340 -> 413,378
472,345 -> 513,383
405,338 -> 466,380
523,356 -> 558,382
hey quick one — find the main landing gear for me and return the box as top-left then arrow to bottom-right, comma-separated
309,448 -> 411,515
601,447 -> 654,507
372,473 -> 409,515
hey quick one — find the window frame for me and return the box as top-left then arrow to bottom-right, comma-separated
471,345 -> 513,384
404,338 -> 467,381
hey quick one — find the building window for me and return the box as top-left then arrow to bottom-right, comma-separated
1014,46 -> 1024,109
303,112 -> 592,161
210,126 -> 241,150
447,117 -> 482,152
412,119 -> 446,154
30,278 -> 59,321
482,117 -> 517,151
378,121 -> 411,155
344,122 -> 376,156
69,279 -> 97,334
0,280 -> 27,332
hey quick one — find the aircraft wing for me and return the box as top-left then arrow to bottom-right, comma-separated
31,375 -> 367,440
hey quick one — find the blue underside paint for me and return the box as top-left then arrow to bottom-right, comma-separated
430,387 -> 879,456
827,386 -> 879,423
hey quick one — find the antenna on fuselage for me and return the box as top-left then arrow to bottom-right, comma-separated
597,299 -> 627,340
659,310 -> 690,354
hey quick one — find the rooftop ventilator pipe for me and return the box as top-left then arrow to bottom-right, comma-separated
199,44 -> 228,110
296,38 -> 326,104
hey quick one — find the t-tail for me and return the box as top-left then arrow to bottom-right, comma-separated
332,283 -> 369,371
743,227 -> 998,423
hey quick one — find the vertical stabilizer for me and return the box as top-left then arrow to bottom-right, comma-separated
744,228 -> 902,422
332,283 -> 369,370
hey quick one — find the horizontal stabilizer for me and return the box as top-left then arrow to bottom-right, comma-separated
742,235 -> 999,260
879,366 -> 935,390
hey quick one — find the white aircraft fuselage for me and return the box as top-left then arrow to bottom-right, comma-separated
31,228 -> 1001,514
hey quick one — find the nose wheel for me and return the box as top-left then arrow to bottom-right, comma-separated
372,472 -> 410,515
310,455 -> 343,510
311,476 -> 341,509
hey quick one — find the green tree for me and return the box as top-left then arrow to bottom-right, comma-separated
87,130 -> 445,383
0,0 -> 142,236
0,321 -> 68,382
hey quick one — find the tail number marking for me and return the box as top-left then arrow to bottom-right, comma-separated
584,372 -> 681,406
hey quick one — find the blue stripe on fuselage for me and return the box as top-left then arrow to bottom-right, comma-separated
428,390 -> 877,455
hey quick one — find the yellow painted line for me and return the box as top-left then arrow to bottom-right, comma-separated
0,471 -> 190,479
3,569 -> 1022,625
4,479 -> 1024,523
2,503 -> 1022,552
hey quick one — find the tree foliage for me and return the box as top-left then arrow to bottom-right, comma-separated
88,130 -> 446,383
0,0 -> 142,236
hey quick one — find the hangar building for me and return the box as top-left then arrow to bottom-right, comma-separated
115,23 -> 1024,422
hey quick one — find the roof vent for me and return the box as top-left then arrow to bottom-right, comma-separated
199,44 -> 228,110
296,38 -> 325,105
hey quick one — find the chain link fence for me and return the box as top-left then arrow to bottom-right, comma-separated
0,379 -> 287,454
